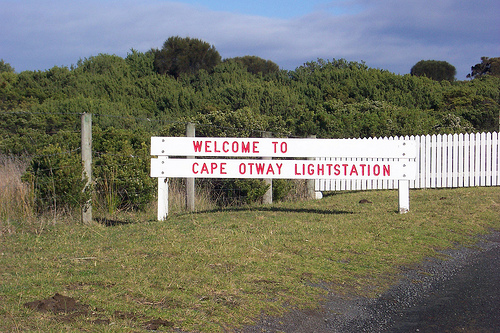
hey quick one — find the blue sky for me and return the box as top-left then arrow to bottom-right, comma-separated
1,0 -> 499,79
176,0 -> 362,18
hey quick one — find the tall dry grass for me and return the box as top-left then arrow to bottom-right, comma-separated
167,178 -> 217,214
0,155 -> 35,234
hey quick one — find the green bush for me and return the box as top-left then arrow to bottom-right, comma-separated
23,144 -> 88,212
272,179 -> 293,201
93,127 -> 155,211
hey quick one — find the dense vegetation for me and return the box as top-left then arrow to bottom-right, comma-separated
410,60 -> 456,82
0,40 -> 499,212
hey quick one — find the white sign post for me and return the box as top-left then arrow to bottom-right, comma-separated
151,137 -> 417,219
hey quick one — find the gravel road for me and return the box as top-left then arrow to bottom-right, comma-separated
240,231 -> 500,333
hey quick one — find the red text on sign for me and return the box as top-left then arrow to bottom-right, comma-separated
238,162 -> 283,175
192,162 -> 227,175
294,163 -> 390,177
271,141 -> 288,153
192,140 -> 260,154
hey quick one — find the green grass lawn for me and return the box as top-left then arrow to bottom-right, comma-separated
1,187 -> 499,332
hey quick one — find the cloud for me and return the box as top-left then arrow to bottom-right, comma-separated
0,0 -> 498,79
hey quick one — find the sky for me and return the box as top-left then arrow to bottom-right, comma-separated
1,0 -> 499,80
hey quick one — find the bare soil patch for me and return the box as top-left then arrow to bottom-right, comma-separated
24,293 -> 174,330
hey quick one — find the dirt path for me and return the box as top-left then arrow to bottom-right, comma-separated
240,231 -> 500,333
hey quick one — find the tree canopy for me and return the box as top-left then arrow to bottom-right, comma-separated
467,57 -> 500,79
0,60 -> 15,73
411,60 -> 456,82
225,56 -> 280,76
153,36 -> 221,78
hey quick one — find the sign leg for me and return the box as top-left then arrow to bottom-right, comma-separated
158,177 -> 168,221
398,180 -> 410,214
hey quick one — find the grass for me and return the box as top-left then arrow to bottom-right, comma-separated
0,156 -> 35,235
0,186 -> 499,332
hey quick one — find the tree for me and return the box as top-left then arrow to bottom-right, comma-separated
126,49 -> 155,78
153,36 -> 221,78
225,56 -> 280,76
0,59 -> 15,73
467,57 -> 500,79
410,60 -> 456,82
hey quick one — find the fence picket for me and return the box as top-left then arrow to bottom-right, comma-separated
448,134 -> 453,187
464,133 -> 470,187
425,134 -> 431,188
493,132 -> 499,186
458,133 -> 464,187
474,133 -> 480,186
486,132 -> 492,186
315,132 -> 499,192
480,132 -> 486,186
437,134 -> 443,188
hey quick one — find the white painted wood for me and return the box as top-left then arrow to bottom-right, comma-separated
464,133 -> 470,187
480,132 -> 487,186
151,137 -> 416,158
436,134 -> 442,188
314,133 -> 499,192
151,158 -> 415,180
430,135 -> 436,188
486,132 -> 492,186
458,133 -> 464,187
448,134 -> 453,187
157,157 -> 169,221
492,132 -> 499,186
452,134 -> 458,187
475,133 -> 481,186
425,134 -> 432,188
398,180 -> 410,214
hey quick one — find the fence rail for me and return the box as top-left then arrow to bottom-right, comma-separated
316,132 -> 499,191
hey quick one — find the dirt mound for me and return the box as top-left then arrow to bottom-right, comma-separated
24,293 -> 174,330
24,293 -> 87,313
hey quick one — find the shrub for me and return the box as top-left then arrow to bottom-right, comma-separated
23,144 -> 88,212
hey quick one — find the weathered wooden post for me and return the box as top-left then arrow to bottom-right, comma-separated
262,132 -> 273,204
307,135 -> 317,200
81,113 -> 92,224
186,123 -> 195,212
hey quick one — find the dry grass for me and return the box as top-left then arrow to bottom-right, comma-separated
167,179 -> 217,214
0,155 -> 34,234
0,156 -> 80,235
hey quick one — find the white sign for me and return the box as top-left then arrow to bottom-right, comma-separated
151,137 -> 416,159
151,158 -> 415,180
151,136 -> 417,218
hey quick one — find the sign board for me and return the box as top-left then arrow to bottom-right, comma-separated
151,136 -> 417,219
151,137 -> 415,159
151,158 -> 415,180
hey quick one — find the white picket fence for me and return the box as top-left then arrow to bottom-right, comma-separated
315,132 -> 499,191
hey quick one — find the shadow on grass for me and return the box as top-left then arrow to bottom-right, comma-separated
321,190 -> 363,198
200,206 -> 353,215
95,217 -> 137,227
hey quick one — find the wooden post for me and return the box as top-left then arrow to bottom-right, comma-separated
81,113 -> 92,224
186,123 -> 195,212
262,132 -> 272,204
307,135 -> 317,199
398,180 -> 410,213
158,157 -> 168,221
